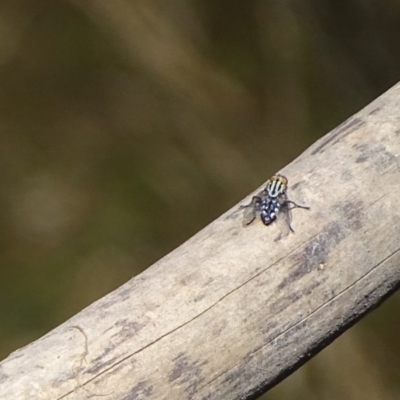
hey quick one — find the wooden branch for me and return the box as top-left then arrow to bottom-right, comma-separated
2,83 -> 400,400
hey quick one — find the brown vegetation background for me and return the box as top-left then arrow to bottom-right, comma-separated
1,1 -> 400,399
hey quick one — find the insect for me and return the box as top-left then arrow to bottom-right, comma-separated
240,174 -> 309,233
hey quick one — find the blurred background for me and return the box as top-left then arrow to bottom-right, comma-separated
0,1 -> 400,399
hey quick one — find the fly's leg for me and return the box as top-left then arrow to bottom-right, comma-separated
240,195 -> 263,208
285,200 -> 310,211
286,205 -> 295,233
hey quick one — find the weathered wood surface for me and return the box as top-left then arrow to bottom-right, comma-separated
1,83 -> 400,400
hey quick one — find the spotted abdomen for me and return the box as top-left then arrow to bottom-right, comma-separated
260,198 -> 281,225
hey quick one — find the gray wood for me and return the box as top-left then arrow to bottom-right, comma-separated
1,83 -> 400,400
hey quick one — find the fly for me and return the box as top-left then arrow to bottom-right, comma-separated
241,174 -> 309,233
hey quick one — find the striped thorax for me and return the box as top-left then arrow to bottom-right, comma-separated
264,175 -> 288,198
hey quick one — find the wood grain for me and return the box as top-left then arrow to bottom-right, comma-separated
1,83 -> 400,400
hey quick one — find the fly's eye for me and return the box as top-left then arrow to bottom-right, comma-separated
279,177 -> 288,187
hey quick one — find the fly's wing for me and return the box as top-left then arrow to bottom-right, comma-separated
241,194 -> 263,226
274,195 -> 310,235
274,195 -> 293,236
